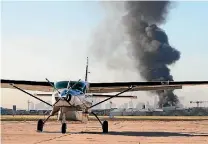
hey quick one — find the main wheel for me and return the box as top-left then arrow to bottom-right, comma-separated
102,120 -> 108,133
61,123 -> 67,134
37,119 -> 44,132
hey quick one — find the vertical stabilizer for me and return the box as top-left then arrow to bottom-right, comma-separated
85,57 -> 89,82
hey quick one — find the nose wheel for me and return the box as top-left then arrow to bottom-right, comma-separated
37,119 -> 44,132
61,123 -> 67,134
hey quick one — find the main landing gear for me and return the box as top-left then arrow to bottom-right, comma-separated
37,110 -> 67,134
37,108 -> 109,134
91,112 -> 108,133
37,112 -> 108,134
102,120 -> 108,133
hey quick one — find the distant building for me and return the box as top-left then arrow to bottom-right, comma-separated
136,102 -> 145,109
35,101 -> 52,110
105,103 -> 110,109
30,102 -> 35,110
92,98 -> 102,109
129,101 -> 134,108
124,103 -> 128,109
13,105 -> 16,111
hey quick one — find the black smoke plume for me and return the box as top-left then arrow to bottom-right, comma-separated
89,1 -> 180,108
123,1 -> 181,108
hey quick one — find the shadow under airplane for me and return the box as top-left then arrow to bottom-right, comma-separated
42,131 -> 208,137
81,131 -> 208,137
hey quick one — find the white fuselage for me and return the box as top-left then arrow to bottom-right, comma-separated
50,88 -> 92,121
52,89 -> 92,109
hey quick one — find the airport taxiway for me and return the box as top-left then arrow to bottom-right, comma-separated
1,120 -> 208,144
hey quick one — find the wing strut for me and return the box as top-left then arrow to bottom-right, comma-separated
45,78 -> 60,94
88,85 -> 135,109
10,83 -> 52,107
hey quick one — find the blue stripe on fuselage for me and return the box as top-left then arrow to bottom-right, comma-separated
60,89 -> 83,97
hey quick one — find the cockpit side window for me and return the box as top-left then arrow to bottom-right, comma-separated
82,85 -> 87,93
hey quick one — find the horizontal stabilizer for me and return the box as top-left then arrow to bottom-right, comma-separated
34,93 -> 52,96
34,93 -> 137,99
87,94 -> 137,99
89,85 -> 183,93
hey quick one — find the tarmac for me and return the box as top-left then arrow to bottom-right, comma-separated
1,120 -> 208,144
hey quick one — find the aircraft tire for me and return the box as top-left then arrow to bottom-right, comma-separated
102,120 -> 108,133
61,123 -> 67,134
37,119 -> 43,132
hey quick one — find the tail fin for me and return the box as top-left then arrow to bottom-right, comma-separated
85,57 -> 89,82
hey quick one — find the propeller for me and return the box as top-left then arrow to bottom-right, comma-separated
45,78 -> 81,96
45,78 -> 61,94
67,79 -> 81,90
45,78 -> 86,109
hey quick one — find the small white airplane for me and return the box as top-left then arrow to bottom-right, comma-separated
1,57 -> 208,134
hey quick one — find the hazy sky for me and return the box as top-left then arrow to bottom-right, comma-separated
1,1 -> 208,109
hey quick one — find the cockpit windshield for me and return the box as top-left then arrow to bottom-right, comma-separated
54,81 -> 86,92
54,81 -> 68,89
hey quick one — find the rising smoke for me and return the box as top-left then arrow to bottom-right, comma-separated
89,1 -> 181,108
123,1 -> 181,107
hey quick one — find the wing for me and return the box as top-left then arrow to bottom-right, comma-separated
88,81 -> 208,93
1,79 -> 208,93
1,79 -> 53,92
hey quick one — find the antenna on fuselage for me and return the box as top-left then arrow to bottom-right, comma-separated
85,57 -> 90,82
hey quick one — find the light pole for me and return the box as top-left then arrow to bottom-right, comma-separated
27,100 -> 31,111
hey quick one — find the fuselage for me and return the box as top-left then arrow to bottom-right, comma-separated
51,80 -> 92,111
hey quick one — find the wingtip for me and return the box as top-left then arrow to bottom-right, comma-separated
130,85 -> 137,89
9,83 -> 14,86
133,96 -> 138,99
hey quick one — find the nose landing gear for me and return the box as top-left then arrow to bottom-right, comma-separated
37,119 -> 44,132
61,123 -> 67,134
61,112 -> 67,134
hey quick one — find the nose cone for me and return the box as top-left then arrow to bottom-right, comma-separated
59,90 -> 72,101
60,89 -> 68,97
61,89 -> 82,97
